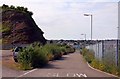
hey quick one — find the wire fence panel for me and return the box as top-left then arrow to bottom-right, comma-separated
117,40 -> 120,67
98,42 -> 103,60
103,40 -> 118,66
86,40 -> 119,66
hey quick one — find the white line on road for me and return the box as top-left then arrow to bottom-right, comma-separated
16,68 -> 37,78
46,73 -> 87,77
87,62 -> 118,77
75,73 -> 87,77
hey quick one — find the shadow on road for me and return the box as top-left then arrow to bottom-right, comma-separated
38,56 -> 69,69
42,63 -> 61,69
58,56 -> 68,60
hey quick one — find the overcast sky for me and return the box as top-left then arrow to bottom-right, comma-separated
0,0 -> 119,40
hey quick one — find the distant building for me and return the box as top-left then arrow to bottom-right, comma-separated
118,2 -> 120,39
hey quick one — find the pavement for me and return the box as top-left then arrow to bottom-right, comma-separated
1,50 -> 27,77
1,50 -> 119,78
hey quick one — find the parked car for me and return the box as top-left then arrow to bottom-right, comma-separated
13,47 -> 22,62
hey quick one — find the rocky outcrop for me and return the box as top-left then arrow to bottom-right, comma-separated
1,8 -> 46,45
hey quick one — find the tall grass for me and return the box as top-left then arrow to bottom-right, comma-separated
81,48 -> 120,76
82,48 -> 94,63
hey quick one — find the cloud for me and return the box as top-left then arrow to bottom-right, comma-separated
37,2 -> 118,40
0,0 -> 118,40
86,0 -> 119,2
92,3 -> 118,39
20,2 -> 119,40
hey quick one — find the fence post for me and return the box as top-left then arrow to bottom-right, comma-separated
118,40 -> 120,68
117,40 -> 119,66
102,40 -> 104,59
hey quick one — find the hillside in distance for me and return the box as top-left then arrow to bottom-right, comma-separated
0,4 -> 46,45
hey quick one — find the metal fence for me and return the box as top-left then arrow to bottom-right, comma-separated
86,40 -> 120,66
2,44 -> 29,50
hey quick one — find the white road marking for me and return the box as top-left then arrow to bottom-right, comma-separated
46,73 -> 87,77
87,62 -> 118,77
75,73 -> 87,77
16,68 -> 37,78
46,73 -> 59,77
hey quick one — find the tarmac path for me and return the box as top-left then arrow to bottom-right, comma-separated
1,50 -> 118,78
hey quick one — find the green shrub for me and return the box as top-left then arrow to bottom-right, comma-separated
42,44 -> 54,60
62,45 -> 75,55
18,45 -> 33,70
17,42 -> 74,70
60,46 -> 66,54
82,48 -> 94,63
91,59 -> 99,69
91,59 -> 118,75
52,46 -> 63,60
30,45 -> 49,67
103,64 -> 118,75
43,44 -> 63,60
91,59 -> 105,71
81,48 -> 88,56
98,62 -> 106,71
18,43 -> 49,70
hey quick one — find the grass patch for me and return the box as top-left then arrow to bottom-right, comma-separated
2,57 -> 21,70
81,48 -> 94,63
81,48 -> 120,77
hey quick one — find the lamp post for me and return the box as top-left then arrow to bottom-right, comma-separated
81,34 -> 86,48
81,34 -> 86,40
84,14 -> 93,40
117,26 -> 119,46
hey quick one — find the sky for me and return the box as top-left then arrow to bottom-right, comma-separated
0,0 -> 119,40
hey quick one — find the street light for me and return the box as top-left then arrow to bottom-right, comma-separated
81,34 -> 86,48
84,14 -> 93,40
81,34 -> 86,40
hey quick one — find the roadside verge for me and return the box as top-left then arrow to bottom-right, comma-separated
87,62 -> 119,78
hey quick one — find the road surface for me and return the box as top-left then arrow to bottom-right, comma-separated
2,50 -> 28,77
2,50 -> 119,78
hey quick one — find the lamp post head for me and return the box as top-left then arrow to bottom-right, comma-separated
84,14 -> 92,16
81,34 -> 86,35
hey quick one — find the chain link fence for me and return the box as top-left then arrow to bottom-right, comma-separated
86,40 -> 120,67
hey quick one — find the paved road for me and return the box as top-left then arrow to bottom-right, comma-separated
2,50 -> 28,77
2,51 -> 118,77
18,52 -> 115,77
1,50 -> 12,59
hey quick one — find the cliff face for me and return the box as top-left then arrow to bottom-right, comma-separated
1,9 -> 46,45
